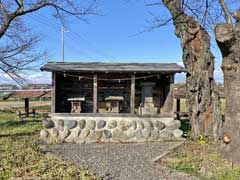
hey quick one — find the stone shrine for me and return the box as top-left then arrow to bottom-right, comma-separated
139,82 -> 158,115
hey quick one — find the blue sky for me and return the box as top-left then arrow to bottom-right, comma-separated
0,0 -> 223,84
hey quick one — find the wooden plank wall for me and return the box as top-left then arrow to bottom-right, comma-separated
97,74 -> 131,113
55,72 -> 174,115
51,72 -> 56,113
56,73 -> 94,113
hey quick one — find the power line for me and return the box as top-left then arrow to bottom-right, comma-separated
65,33 -> 102,61
70,31 -> 118,62
29,14 -> 100,61
30,13 -> 118,62
61,26 -> 65,63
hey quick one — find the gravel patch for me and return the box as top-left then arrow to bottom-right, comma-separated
47,141 -> 201,180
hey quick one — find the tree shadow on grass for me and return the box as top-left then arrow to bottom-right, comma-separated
0,131 -> 39,138
0,119 -> 41,128
0,119 -> 41,138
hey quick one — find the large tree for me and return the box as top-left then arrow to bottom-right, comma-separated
151,0 -> 240,162
147,0 -> 222,138
0,0 -> 97,82
215,0 -> 240,163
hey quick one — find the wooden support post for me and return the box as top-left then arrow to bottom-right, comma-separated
51,72 -> 56,113
130,74 -> 135,114
93,74 -> 98,113
176,98 -> 180,119
25,98 -> 29,117
168,74 -> 174,115
161,74 -> 174,116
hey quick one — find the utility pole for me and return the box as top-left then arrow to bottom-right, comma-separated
61,26 -> 65,63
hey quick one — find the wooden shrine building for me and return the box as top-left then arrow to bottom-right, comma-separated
40,62 -> 186,144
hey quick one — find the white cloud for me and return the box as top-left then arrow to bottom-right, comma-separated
175,73 -> 186,83
177,61 -> 184,67
174,69 -> 223,83
0,68 -> 223,85
214,69 -> 223,83
0,71 -> 51,85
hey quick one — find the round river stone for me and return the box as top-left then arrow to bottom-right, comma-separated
71,127 -> 82,137
154,121 -> 165,130
78,120 -> 86,129
65,127 -> 81,143
65,120 -> 77,129
103,130 -> 112,139
97,120 -> 106,129
112,129 -> 121,139
159,129 -> 173,139
173,129 -> 183,138
50,128 -> 59,138
143,121 -> 154,130
107,120 -> 117,129
91,131 -> 102,140
149,129 -> 159,140
87,120 -> 96,130
165,120 -> 181,130
137,121 -> 144,129
59,128 -> 71,140
142,129 -> 151,139
118,120 -> 132,131
40,129 -> 49,138
135,129 -> 143,140
65,135 -> 75,143
132,121 -> 137,130
56,119 -> 64,131
79,129 -> 90,139
126,129 -> 135,139
42,119 -> 54,129
112,129 -> 129,140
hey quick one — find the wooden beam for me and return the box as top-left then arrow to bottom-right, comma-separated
176,98 -> 180,119
25,98 -> 29,117
93,74 -> 98,113
161,74 -> 174,115
51,72 -> 56,113
130,74 -> 135,114
169,74 -> 174,115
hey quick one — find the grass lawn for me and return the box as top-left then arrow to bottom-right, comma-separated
0,110 -> 98,180
0,100 -> 234,180
173,99 -> 225,113
162,137 -> 240,180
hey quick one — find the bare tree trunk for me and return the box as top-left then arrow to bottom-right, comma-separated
215,22 -> 240,163
162,0 -> 222,138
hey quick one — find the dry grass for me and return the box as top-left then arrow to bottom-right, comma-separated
161,140 -> 240,180
0,110 -> 98,180
173,99 -> 225,114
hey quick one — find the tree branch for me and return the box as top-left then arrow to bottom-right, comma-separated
0,0 -> 97,82
219,0 -> 232,25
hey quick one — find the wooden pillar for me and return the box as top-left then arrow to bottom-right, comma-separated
161,74 -> 174,115
169,74 -> 174,115
25,98 -> 29,117
159,86 -> 164,113
93,74 -> 98,113
130,74 -> 135,114
176,98 -> 180,119
51,72 -> 56,113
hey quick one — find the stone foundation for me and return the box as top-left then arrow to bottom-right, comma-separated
40,115 -> 183,144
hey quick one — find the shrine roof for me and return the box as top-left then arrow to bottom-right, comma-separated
41,62 -> 186,73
